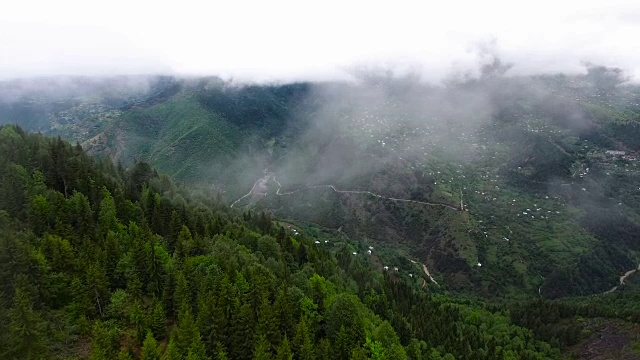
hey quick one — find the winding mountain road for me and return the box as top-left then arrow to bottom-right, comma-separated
272,177 -> 460,211
230,176 -> 264,208
232,173 -> 461,212
410,259 -> 440,286
602,264 -> 640,295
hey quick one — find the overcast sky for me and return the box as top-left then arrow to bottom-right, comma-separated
1,0 -> 639,82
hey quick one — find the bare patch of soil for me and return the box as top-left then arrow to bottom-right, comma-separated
568,319 -> 640,360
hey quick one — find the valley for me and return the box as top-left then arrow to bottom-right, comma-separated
2,71 -> 640,360
2,72 -> 640,300
4,2 -> 640,358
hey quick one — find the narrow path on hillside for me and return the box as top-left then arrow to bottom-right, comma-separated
602,264 -> 640,295
272,176 -> 460,211
233,173 -> 460,211
422,264 -> 440,286
410,259 -> 440,286
230,175 -> 268,208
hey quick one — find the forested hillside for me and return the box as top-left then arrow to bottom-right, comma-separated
1,71 -> 640,301
0,125 -> 559,359
3,0 -> 640,356
3,125 -> 640,360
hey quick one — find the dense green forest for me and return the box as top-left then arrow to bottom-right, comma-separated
3,74 -> 640,300
2,73 -> 640,359
0,124 -> 608,360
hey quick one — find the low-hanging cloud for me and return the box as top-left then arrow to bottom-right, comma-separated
1,0 -> 639,82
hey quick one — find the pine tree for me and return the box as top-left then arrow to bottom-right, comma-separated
127,270 -> 144,300
176,225 -> 193,258
151,299 -> 166,339
210,297 -> 229,351
117,349 -> 134,360
151,193 -> 165,236
104,230 -> 122,285
175,307 -> 201,356
253,335 -> 272,360
29,194 -> 50,236
256,297 -> 280,350
196,291 -> 216,353
383,344 -> 407,360
40,233 -> 74,273
373,321 -> 401,349
70,276 -> 93,318
215,342 -> 229,360
213,275 -> 233,349
275,336 -> 293,360
184,352 -> 199,360
147,238 -> 165,297
351,347 -> 369,360
88,321 -> 119,360
128,222 -> 149,286
308,274 -> 328,315
166,334 -> 182,360
71,191 -> 94,239
406,339 -> 427,360
174,271 -> 190,315
168,210 -> 183,253
161,263 -> 176,316
234,272 -> 250,303
86,262 -> 110,317
230,300 -> 255,360
129,300 -> 147,343
187,334 -> 210,360
6,285 -> 47,359
98,187 -> 118,238
141,331 -> 162,360
293,317 -> 315,360
274,286 -> 295,339
326,294 -> 365,353
0,296 -> 7,357
0,163 -> 28,220
334,326 -> 352,359
315,339 -> 331,360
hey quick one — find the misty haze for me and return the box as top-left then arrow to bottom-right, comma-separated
1,1 -> 640,360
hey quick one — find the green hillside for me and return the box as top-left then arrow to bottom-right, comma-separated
0,125 -> 590,359
1,72 -> 640,301
247,72 -> 640,299
80,80 -> 311,199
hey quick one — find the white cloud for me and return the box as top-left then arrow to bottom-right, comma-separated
1,0 -> 639,82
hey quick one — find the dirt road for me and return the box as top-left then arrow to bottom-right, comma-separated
410,259 -> 440,286
272,177 -> 459,211
602,264 -> 639,295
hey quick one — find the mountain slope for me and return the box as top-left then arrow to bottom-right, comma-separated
0,124 -> 578,359
1,71 -> 640,299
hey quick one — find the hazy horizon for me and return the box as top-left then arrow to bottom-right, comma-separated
2,0 -> 640,83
